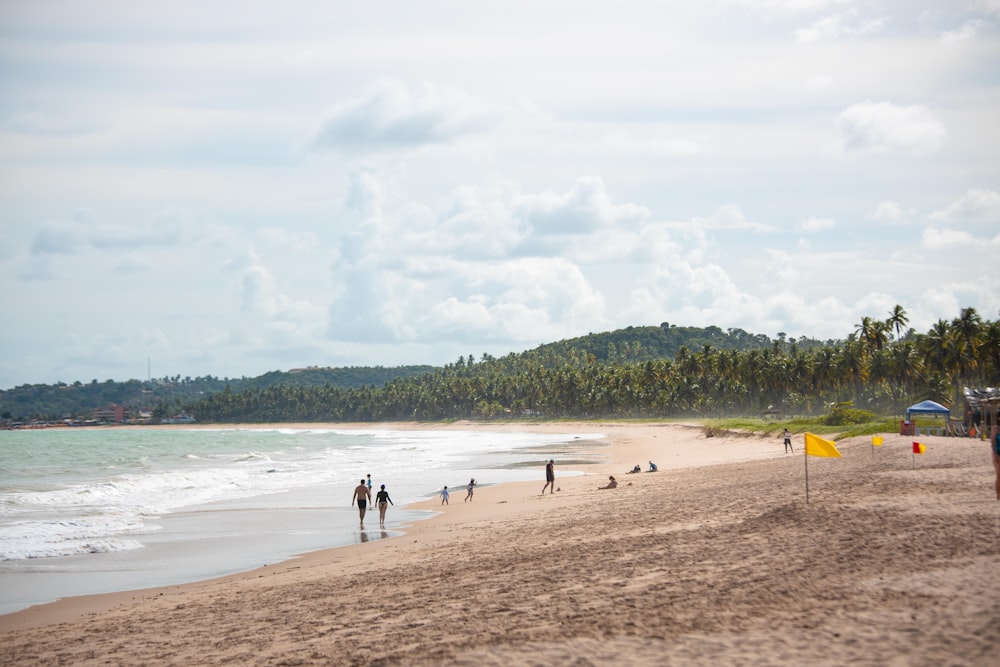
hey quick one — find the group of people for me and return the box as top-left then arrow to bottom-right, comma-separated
355,424 -> 1000,528
626,461 -> 658,474
352,475 -> 480,526
351,474 -> 394,527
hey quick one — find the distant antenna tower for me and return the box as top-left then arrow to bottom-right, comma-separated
148,356 -> 151,383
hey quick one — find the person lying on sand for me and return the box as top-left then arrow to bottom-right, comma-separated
598,475 -> 618,489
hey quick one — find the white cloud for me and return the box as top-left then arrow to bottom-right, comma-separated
797,217 -> 835,232
689,205 -> 776,233
311,80 -> 503,153
830,101 -> 947,156
869,201 -> 912,224
922,227 -> 978,248
513,176 -> 650,236
927,188 -> 1000,226
794,9 -> 886,43
941,19 -> 989,46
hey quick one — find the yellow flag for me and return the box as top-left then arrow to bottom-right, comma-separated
805,432 -> 842,458
872,436 -> 883,447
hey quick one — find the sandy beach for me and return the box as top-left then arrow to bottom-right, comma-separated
1,421 -> 997,666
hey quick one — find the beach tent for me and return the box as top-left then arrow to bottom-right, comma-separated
905,399 -> 950,421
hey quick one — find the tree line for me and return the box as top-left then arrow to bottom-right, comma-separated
187,306 -> 1000,423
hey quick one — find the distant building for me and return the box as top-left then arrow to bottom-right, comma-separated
93,404 -> 129,424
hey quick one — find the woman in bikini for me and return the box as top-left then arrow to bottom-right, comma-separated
375,484 -> 394,527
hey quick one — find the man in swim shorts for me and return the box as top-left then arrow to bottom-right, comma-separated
352,478 -> 372,525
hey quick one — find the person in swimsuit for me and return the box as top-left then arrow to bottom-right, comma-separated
375,484 -> 393,527
542,459 -> 555,494
352,478 -> 372,525
464,478 -> 476,502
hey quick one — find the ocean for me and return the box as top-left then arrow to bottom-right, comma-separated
0,426 -> 603,615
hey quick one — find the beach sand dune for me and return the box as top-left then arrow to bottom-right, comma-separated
2,424 -> 998,666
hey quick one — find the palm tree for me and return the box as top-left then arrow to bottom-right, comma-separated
887,304 -> 909,341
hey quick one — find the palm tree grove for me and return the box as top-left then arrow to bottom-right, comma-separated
187,306 -> 999,424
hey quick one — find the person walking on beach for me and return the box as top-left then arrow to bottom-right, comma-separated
782,428 -> 794,453
542,459 -> 555,494
352,479 -> 372,525
366,473 -> 373,489
375,484 -> 393,527
465,478 -> 476,502
440,485 -> 450,505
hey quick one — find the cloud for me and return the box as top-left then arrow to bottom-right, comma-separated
689,205 -> 776,233
512,176 -> 649,236
869,201 -> 912,224
731,0 -> 859,14
927,188 -> 1000,226
830,101 -> 946,156
794,9 -> 886,43
796,217 -> 835,232
311,80 -> 502,153
941,20 -> 989,46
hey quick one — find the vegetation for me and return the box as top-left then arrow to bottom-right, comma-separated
0,366 -> 434,423
4,306 -> 997,426
187,306 -> 999,424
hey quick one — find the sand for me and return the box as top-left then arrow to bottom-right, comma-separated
1,421 -> 997,666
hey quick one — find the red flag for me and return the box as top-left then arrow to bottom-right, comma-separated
912,441 -> 926,454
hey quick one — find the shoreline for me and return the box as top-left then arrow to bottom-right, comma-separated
3,422 -> 996,665
0,420 -> 772,630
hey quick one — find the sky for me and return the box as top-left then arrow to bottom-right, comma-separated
1,0 -> 999,388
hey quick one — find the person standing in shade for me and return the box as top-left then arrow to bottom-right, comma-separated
464,478 -> 476,502
352,478 -> 372,525
542,459 -> 555,494
440,485 -> 450,505
375,484 -> 393,527
782,428 -> 794,453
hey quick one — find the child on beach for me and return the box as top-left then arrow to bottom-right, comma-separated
464,478 -> 476,502
440,485 -> 450,505
782,429 -> 794,453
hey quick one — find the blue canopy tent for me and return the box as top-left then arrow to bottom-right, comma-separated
906,400 -> 950,421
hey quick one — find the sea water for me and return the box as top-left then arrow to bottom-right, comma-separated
0,426 -> 603,615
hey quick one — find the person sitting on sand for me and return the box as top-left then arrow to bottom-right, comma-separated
627,464 -> 641,474
598,475 -> 618,490
648,461 -> 658,472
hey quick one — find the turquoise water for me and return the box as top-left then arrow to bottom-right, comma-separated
0,426 -> 602,614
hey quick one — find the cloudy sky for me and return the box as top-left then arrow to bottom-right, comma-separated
1,1 -> 999,388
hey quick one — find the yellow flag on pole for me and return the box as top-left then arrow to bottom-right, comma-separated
804,432 -> 842,458
872,436 -> 883,447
